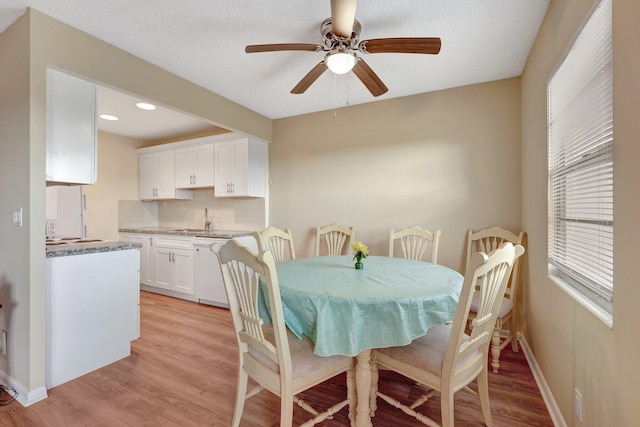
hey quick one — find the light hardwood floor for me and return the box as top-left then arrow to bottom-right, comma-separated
0,291 -> 554,426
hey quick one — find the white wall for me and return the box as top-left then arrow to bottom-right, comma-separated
0,10 -> 41,394
270,78 -> 522,272
521,0 -> 640,424
83,131 -> 145,240
0,9 -> 271,399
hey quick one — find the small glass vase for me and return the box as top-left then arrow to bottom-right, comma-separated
355,261 -> 364,270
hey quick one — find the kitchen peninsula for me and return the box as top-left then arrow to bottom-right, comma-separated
46,240 -> 141,389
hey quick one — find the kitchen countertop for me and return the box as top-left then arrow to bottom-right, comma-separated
118,227 -> 254,239
46,241 -> 142,258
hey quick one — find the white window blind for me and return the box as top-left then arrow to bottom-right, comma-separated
547,0 -> 613,313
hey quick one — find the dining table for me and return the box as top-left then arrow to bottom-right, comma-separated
262,255 -> 464,427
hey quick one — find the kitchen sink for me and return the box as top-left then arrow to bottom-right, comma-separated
172,228 -> 210,232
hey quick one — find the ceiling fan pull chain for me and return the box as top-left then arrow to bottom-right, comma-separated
346,74 -> 350,107
333,73 -> 338,117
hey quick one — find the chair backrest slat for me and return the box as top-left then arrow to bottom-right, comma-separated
316,224 -> 356,256
465,226 -> 526,300
443,242 -> 525,376
255,226 -> 296,263
214,239 -> 293,376
389,226 -> 441,263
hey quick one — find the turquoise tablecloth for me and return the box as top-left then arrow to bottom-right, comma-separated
263,255 -> 463,357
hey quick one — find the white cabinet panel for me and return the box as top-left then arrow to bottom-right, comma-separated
175,143 -> 214,188
46,249 -> 138,388
46,68 -> 97,185
152,236 -> 194,295
139,150 -> 193,200
120,233 -> 155,287
215,137 -> 267,197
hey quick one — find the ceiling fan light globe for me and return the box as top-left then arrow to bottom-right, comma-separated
325,51 -> 357,74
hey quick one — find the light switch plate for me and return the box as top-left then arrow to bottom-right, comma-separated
13,207 -> 23,227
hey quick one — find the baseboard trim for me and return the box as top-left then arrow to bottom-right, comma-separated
0,369 -> 48,407
140,285 -> 199,303
517,333 -> 567,427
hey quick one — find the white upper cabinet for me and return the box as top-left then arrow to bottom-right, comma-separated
215,137 -> 267,197
138,132 -> 267,200
175,142 -> 215,188
139,150 -> 193,200
46,68 -> 97,185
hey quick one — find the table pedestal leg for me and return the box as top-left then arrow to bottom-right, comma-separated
354,349 -> 373,427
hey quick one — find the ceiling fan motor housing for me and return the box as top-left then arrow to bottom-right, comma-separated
321,18 -> 361,51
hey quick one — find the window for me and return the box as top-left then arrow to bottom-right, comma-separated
547,0 -> 613,317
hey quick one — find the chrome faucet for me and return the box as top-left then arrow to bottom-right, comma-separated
204,208 -> 212,230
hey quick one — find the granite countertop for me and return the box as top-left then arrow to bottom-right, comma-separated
46,241 -> 142,258
118,227 -> 254,239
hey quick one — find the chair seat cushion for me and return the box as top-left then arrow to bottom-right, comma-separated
250,327 -> 352,379
469,292 -> 513,318
375,324 -> 471,377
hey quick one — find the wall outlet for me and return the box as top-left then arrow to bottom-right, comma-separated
574,387 -> 583,422
1,330 -> 6,357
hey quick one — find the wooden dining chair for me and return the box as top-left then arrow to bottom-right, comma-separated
213,239 -> 354,427
466,226 -> 527,374
372,242 -> 525,427
255,225 -> 296,263
389,226 -> 442,263
315,223 -> 356,256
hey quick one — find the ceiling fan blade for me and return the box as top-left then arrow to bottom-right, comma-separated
352,59 -> 388,97
245,43 -> 324,53
291,62 -> 328,94
358,37 -> 442,55
331,0 -> 358,38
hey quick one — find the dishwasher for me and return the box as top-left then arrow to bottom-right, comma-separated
193,237 -> 228,307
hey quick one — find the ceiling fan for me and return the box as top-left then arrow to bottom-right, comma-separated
245,0 -> 441,97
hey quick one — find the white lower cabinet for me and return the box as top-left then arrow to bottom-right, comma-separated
153,236 -> 194,295
120,233 -> 155,286
154,247 -> 194,294
120,233 -> 193,295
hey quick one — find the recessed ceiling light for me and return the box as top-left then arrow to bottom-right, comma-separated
136,102 -> 156,110
99,114 -> 119,121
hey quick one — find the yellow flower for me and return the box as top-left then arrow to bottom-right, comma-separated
351,241 -> 369,262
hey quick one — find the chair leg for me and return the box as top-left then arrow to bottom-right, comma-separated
347,366 -> 356,423
370,362 -> 379,417
440,387 -> 455,427
477,368 -> 494,427
280,392 -> 294,427
232,368 -> 248,427
491,327 -> 502,374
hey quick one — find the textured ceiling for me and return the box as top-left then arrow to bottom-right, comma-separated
1,0 -> 549,137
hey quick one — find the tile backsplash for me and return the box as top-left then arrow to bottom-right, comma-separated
119,189 -> 266,231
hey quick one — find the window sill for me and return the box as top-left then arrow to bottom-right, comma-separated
548,274 -> 613,329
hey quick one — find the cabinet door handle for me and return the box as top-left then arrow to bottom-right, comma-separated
231,182 -> 235,194
149,237 -> 153,246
